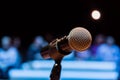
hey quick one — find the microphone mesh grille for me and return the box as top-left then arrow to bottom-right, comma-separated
68,27 -> 92,51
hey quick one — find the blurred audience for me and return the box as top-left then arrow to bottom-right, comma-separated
0,36 -> 21,79
26,36 -> 48,61
90,34 -> 105,60
0,34 -> 119,79
96,36 -> 120,61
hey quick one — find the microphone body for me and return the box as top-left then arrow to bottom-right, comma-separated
41,27 -> 92,60
41,36 -> 72,60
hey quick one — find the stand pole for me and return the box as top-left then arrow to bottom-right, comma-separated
50,59 -> 62,80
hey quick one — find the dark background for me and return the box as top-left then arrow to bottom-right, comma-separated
0,0 -> 120,48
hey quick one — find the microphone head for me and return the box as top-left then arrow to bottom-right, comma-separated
67,27 -> 92,51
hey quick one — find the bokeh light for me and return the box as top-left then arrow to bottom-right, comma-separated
91,10 -> 101,20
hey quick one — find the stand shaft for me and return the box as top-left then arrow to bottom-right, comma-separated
50,59 -> 62,80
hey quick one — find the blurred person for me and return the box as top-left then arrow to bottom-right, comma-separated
74,49 -> 91,60
45,32 -> 54,43
13,37 -> 21,49
90,34 -> 105,60
63,50 -> 75,60
26,36 -> 48,61
12,37 -> 22,65
96,36 -> 120,61
0,36 -> 21,79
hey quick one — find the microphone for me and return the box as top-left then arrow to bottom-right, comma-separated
41,27 -> 92,60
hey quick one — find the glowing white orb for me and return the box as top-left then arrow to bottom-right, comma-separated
91,10 -> 101,20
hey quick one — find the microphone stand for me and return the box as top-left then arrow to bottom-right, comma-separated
49,37 -> 70,80
41,36 -> 70,80
50,58 -> 62,80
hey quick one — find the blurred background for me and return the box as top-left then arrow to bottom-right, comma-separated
0,0 -> 120,80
